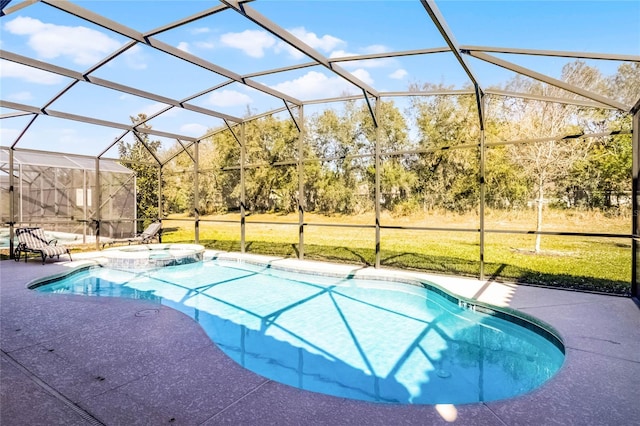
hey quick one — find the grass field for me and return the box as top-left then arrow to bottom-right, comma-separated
161,209 -> 632,295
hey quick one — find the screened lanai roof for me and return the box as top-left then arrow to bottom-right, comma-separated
0,149 -> 132,173
1,0 -> 639,163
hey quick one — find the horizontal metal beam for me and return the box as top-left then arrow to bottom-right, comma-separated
1,100 -> 198,142
381,89 -> 475,98
243,47 -> 451,80
486,89 -> 619,109
486,129 -> 631,148
0,49 -> 83,79
144,4 -> 229,37
461,45 -> 640,62
301,89 -> 477,105
328,47 -> 451,63
469,51 -> 630,111
242,62 -> 318,79
5,145 -> 123,162
0,111 -> 34,119
1,0 -> 38,17
144,0 -> 256,37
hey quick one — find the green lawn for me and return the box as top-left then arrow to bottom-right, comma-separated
161,210 -> 632,295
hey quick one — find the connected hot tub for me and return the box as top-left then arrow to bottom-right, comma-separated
103,243 -> 205,270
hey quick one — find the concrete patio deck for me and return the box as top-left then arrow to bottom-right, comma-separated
1,252 -> 639,425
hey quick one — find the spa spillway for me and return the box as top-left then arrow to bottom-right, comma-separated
103,243 -> 205,270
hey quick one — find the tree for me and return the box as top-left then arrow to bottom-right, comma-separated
306,101 -> 373,214
409,84 -> 481,213
118,114 -> 161,227
243,115 -> 299,212
484,144 -> 530,209
566,135 -> 631,209
162,144 -> 195,215
498,62 -> 606,252
359,100 -> 415,213
191,115 -> 300,214
560,62 -> 638,211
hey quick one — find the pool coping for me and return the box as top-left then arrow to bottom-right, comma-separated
2,251 -> 639,425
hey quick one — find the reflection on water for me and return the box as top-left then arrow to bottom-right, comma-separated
40,269 -> 161,302
35,261 -> 564,404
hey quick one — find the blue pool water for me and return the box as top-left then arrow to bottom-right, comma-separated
34,260 -> 564,404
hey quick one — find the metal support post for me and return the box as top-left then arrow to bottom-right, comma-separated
95,158 -> 101,249
157,165 -> 162,221
374,98 -> 381,268
83,169 -> 87,243
632,107 -> 639,298
479,94 -> 486,281
297,106 -> 305,260
194,141 -> 200,244
240,123 -> 246,253
8,148 -> 15,259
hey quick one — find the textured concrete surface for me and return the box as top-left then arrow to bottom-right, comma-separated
1,252 -> 639,425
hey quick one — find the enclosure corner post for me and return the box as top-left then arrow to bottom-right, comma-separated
8,148 -> 15,259
479,92 -> 486,282
374,97 -> 381,269
632,105 -> 639,298
297,106 -> 305,260
157,164 -> 164,235
95,158 -> 101,250
194,141 -> 200,245
240,122 -> 246,253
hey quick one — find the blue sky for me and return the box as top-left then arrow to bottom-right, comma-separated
1,0 -> 639,157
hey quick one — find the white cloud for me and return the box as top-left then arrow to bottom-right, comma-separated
351,69 -> 374,86
390,69 -> 408,80
0,61 -> 63,84
7,91 -> 33,101
4,16 -> 121,66
276,27 -> 345,59
190,27 -> 210,35
0,127 -> 21,145
59,127 -> 82,144
134,102 -> 174,119
122,45 -> 147,70
195,41 -> 215,49
275,42 -> 305,60
177,42 -> 190,53
180,123 -> 208,137
330,45 -> 394,69
363,44 -> 388,55
220,30 -> 275,58
270,70 -> 373,99
206,89 -> 253,107
289,26 -> 344,52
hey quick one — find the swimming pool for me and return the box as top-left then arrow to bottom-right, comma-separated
32,259 -> 564,405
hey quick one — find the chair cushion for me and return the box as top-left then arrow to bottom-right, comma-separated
16,228 -> 69,256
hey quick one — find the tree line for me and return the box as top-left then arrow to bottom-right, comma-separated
123,61 -> 638,237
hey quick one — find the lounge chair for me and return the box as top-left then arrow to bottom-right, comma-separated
14,227 -> 72,264
102,221 -> 162,248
